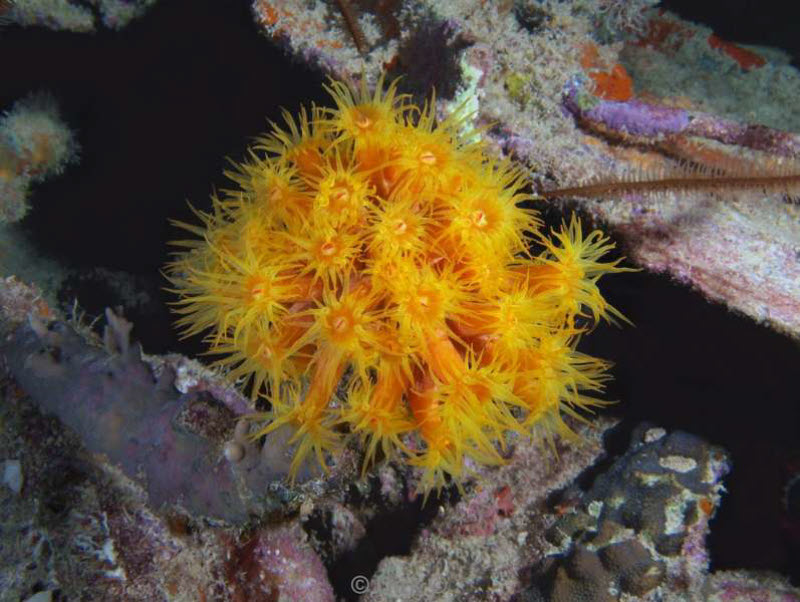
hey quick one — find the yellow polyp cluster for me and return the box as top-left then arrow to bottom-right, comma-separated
165,73 -> 632,491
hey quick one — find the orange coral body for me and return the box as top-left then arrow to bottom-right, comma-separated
165,74 -> 630,490
580,41 -> 634,101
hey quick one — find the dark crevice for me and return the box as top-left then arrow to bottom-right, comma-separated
304,477 -> 456,601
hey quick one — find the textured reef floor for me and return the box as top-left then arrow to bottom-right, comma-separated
4,278 -> 796,600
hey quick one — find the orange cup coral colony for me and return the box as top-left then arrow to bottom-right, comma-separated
165,74 -> 630,490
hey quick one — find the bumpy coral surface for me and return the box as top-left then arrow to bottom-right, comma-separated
165,75 -> 629,489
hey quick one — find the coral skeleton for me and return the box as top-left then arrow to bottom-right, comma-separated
165,75 -> 630,490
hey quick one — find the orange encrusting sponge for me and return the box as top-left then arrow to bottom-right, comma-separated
165,74 -> 631,491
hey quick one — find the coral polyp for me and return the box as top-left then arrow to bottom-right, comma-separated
165,74 -> 630,490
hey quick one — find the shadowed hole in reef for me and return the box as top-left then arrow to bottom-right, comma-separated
303,479 -> 457,601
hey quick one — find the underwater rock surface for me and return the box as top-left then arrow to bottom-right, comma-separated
526,425 -> 730,600
1,306 -> 301,523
